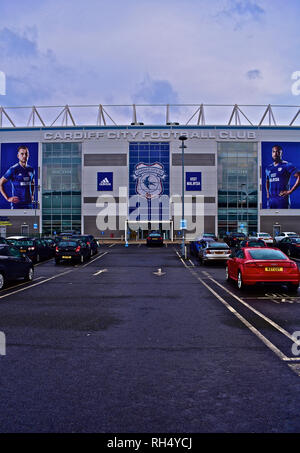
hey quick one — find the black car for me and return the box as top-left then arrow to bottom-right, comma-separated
235,239 -> 268,249
276,236 -> 300,258
6,237 -> 52,263
0,244 -> 34,289
55,239 -> 91,264
146,232 -> 164,246
40,237 -> 56,256
223,232 -> 247,248
71,235 -> 99,256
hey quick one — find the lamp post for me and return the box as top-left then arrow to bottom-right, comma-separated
179,135 -> 187,257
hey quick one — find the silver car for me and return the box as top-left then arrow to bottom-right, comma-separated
198,241 -> 231,264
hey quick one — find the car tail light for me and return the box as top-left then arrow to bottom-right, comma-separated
87,242 -> 90,245
55,246 -> 59,252
28,247 -> 35,251
206,250 -> 212,254
75,246 -> 81,253
296,245 -> 300,247
244,262 -> 257,267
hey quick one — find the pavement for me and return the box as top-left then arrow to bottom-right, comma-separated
0,244 -> 300,432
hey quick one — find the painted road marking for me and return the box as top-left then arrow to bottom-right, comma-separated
81,252 -> 108,268
108,244 -> 115,248
93,269 -> 108,276
174,250 -> 296,369
153,268 -> 166,276
204,273 -> 296,343
0,270 -> 73,300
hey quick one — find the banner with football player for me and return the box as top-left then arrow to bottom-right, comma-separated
262,142 -> 300,209
0,143 -> 39,209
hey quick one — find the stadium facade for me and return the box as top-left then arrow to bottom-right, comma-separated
0,103 -> 300,239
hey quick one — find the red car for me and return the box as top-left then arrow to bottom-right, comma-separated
226,247 -> 300,292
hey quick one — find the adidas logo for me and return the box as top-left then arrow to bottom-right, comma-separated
100,177 -> 111,185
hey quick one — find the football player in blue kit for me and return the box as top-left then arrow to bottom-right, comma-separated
265,145 -> 300,209
0,145 -> 36,209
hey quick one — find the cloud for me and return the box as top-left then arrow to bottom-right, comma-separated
216,0 -> 265,28
0,0 -> 299,126
132,75 -> 179,104
246,69 -> 262,80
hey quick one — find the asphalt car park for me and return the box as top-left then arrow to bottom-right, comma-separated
1,244 -> 300,432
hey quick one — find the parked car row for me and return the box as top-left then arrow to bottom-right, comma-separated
0,233 -> 100,289
189,232 -> 300,293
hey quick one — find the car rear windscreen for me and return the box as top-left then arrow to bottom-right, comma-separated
59,241 -> 78,247
11,240 -> 34,246
248,249 -> 288,260
208,243 -> 229,249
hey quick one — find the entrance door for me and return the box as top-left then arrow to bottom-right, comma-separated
273,224 -> 281,237
21,224 -> 29,236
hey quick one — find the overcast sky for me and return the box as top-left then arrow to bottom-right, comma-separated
0,0 -> 299,125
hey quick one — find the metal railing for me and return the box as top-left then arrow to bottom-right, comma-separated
0,103 -> 300,128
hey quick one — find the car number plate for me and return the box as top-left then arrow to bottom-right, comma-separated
265,267 -> 283,272
214,251 -> 224,254
20,249 -> 26,253
62,255 -> 72,259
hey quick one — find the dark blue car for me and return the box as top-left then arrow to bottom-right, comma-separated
0,244 -> 34,289
189,237 -> 216,257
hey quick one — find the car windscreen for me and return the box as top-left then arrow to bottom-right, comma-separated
149,234 -> 161,237
248,249 -> 288,260
10,240 -> 34,246
72,236 -> 88,241
287,233 -> 297,236
207,243 -> 229,249
58,241 -> 78,247
258,233 -> 270,238
291,238 -> 300,243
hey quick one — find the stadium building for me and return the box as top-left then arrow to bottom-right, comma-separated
0,103 -> 300,239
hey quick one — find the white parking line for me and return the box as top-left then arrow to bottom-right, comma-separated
0,270 -> 73,300
205,274 -> 296,343
108,244 -> 115,248
175,250 -> 289,362
81,252 -> 108,268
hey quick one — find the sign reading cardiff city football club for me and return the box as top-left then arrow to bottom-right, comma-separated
97,172 -> 113,191
186,172 -> 202,191
261,142 -> 300,209
134,163 -> 166,199
0,143 -> 38,210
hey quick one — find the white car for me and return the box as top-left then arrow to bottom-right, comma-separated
248,232 -> 274,244
273,232 -> 299,243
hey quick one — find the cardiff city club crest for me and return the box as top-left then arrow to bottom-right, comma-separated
134,162 -> 166,199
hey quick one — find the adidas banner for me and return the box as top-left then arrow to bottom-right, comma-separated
97,172 -> 113,191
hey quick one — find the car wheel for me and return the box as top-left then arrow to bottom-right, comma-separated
288,283 -> 299,293
225,266 -> 231,282
25,267 -> 34,282
237,271 -> 245,290
0,272 -> 5,290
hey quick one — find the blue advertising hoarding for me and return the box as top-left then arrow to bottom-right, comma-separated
97,172 -> 113,191
186,172 -> 202,191
0,143 -> 38,209
262,142 -> 300,209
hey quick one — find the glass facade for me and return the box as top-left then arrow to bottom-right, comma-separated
218,142 -> 258,237
42,143 -> 82,235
